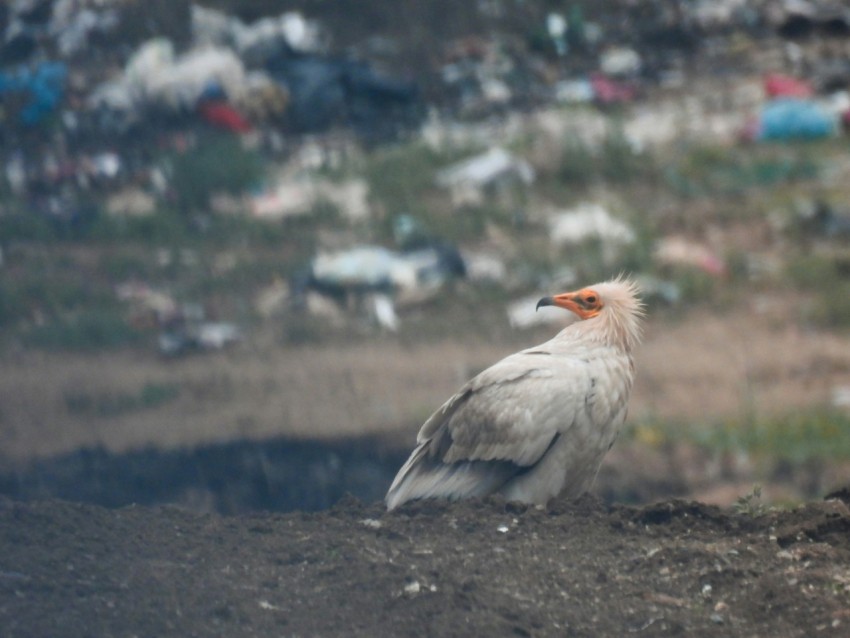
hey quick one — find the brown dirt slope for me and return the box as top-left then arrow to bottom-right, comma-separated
2,493 -> 850,637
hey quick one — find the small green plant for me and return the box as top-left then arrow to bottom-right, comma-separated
733,484 -> 768,516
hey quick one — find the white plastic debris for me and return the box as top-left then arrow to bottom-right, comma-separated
195,322 -> 242,350
436,148 -> 534,206
460,250 -> 507,283
359,518 -> 383,530
832,386 -> 850,410
549,203 -> 635,247
437,148 -> 535,190
49,0 -> 119,57
370,294 -> 400,332
191,5 -> 323,55
93,38 -> 253,114
144,46 -> 247,111
599,47 -> 642,77
311,245 -> 454,298
313,246 -> 410,289
249,178 -> 369,221
554,79 -> 595,104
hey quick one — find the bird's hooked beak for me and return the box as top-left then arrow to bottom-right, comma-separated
536,289 -> 601,320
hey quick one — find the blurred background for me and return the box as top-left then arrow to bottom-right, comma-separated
1,0 -> 850,514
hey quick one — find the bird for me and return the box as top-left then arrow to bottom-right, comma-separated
385,276 -> 643,510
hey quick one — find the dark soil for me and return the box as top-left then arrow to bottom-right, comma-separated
2,492 -> 850,637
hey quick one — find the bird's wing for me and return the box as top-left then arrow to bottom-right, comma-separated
386,348 -> 591,508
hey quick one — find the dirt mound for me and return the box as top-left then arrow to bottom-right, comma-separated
2,493 -> 849,637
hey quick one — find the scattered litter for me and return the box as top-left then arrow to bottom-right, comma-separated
197,99 -> 252,133
49,0 -> 119,57
116,282 -> 180,327
832,386 -> 850,410
311,246 -> 414,291
654,237 -> 726,276
369,294 -> 400,332
590,74 -> 637,105
106,189 -> 156,217
757,99 -> 836,141
0,61 -> 67,125
549,203 -> 635,248
436,148 -> 534,207
403,580 -> 421,596
267,55 -> 421,136
764,73 -> 813,99
554,78 -> 595,104
599,47 -> 642,77
460,250 -> 508,283
772,0 -> 850,39
249,178 -> 369,221
794,200 -> 850,238
309,244 -> 462,301
191,5 -> 324,59
359,518 -> 383,530
195,322 -> 242,350
159,322 -> 241,357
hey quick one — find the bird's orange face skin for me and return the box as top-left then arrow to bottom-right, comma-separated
547,288 -> 603,319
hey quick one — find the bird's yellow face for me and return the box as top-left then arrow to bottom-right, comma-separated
536,287 -> 603,320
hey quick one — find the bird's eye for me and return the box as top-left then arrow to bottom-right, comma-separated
585,295 -> 597,304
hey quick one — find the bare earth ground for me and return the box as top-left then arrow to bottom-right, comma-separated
2,492 -> 850,637
3,305 -> 850,636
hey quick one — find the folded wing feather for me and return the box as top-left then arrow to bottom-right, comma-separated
386,349 -> 590,509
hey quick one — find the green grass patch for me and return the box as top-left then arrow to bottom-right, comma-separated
785,253 -> 850,328
169,134 -> 264,213
559,128 -> 658,188
663,143 -> 821,198
633,409 -> 850,464
22,309 -> 143,351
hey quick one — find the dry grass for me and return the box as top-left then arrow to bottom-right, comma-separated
3,302 -> 850,463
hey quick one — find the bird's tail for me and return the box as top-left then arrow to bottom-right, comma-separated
385,443 -> 517,510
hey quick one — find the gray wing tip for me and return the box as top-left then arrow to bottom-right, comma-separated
385,457 -> 520,510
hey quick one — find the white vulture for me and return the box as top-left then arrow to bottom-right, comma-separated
386,276 -> 643,510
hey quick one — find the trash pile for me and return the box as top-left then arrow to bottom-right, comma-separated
0,1 -> 424,229
7,0 -> 850,350
4,0 -> 850,220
